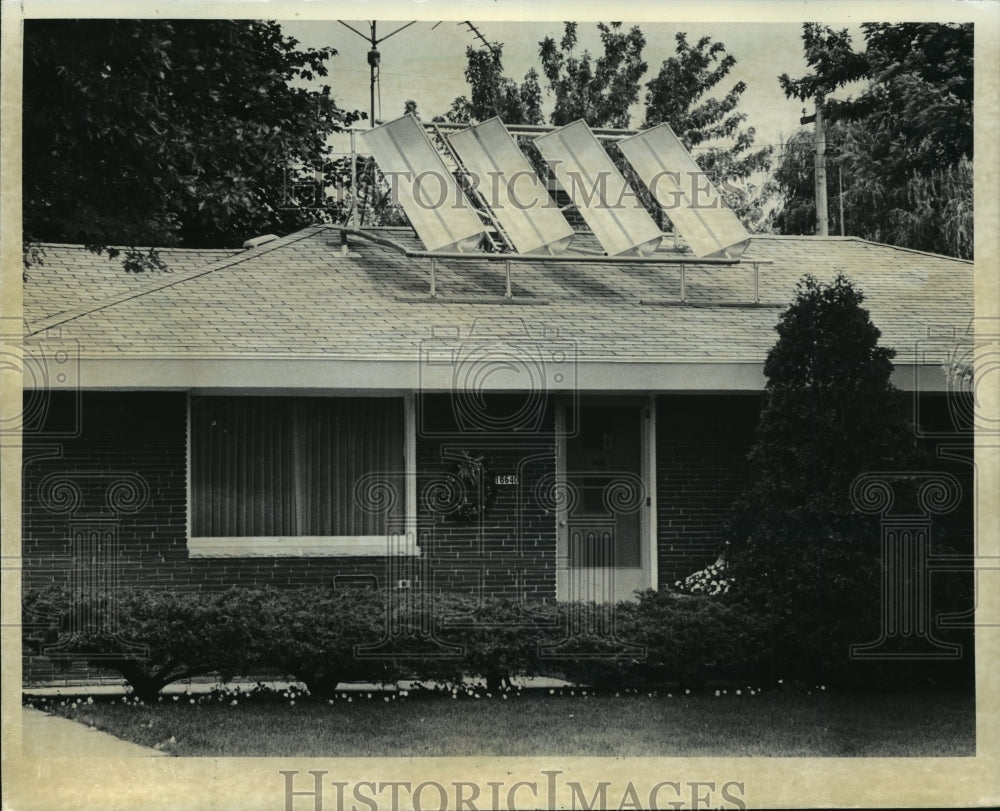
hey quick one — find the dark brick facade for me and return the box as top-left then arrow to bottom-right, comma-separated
654,394 -> 762,587
416,393 -> 558,601
22,390 -> 975,600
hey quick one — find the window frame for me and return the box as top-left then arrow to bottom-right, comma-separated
185,391 -> 418,558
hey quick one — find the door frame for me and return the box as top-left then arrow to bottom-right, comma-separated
554,394 -> 657,601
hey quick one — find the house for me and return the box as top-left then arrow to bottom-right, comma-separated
20,222 -> 974,608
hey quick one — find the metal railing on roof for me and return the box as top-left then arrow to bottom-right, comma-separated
337,228 -> 776,308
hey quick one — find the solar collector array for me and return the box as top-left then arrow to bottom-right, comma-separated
365,115 -> 751,260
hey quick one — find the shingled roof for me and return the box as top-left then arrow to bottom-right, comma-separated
22,225 -> 972,391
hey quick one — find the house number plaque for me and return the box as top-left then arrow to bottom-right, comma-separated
495,474 -> 519,486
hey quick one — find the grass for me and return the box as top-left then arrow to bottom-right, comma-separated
25,685 -> 975,757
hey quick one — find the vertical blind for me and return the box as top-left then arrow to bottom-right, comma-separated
191,396 -> 404,537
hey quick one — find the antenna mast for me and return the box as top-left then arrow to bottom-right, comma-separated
337,20 -> 418,125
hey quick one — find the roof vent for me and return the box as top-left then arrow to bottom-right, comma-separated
243,234 -> 280,249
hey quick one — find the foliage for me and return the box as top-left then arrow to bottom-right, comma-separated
247,586 -> 397,698
23,586 -> 259,702
430,23 -> 774,233
428,594 -> 560,690
538,22 -> 647,129
555,591 -> 769,689
622,590 -> 770,686
775,23 -> 973,257
725,275 -> 926,679
436,41 -> 543,125
644,33 -> 775,230
23,19 -> 361,271
779,23 -> 972,171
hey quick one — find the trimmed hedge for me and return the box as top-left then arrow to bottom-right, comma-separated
22,585 -> 259,701
23,584 -> 774,698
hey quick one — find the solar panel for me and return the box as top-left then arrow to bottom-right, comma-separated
447,118 -> 575,255
617,123 -> 750,258
364,115 -> 486,253
533,120 -> 662,257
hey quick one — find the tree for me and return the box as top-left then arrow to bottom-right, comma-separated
23,19 -> 361,271
644,33 -> 775,231
539,22 -> 647,128
775,23 -> 973,257
436,41 -> 543,125
726,275 -> 925,680
774,120 -> 973,257
430,24 -> 774,233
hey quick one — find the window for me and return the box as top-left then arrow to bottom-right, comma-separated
188,395 -> 414,557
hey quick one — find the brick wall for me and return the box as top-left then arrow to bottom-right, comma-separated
654,394 -> 762,587
416,393 -> 557,601
21,390 -> 972,600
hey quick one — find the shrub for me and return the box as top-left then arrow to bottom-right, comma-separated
622,590 -> 771,687
550,592 -> 770,690
544,600 -> 642,689
23,585 -> 259,702
428,594 -> 561,690
257,586 -> 397,697
23,584 -> 778,697
725,274 -> 932,681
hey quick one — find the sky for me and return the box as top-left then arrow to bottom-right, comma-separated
279,20 -> 846,157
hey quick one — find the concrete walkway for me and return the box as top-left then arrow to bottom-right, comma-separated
19,707 -> 168,757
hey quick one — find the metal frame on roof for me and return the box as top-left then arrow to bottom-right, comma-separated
339,228 -> 771,307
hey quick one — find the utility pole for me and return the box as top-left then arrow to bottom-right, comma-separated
800,98 -> 829,236
838,164 -> 845,236
814,101 -> 829,236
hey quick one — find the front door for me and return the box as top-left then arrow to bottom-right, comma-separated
556,398 -> 651,601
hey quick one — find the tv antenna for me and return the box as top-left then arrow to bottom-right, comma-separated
337,20 -> 420,125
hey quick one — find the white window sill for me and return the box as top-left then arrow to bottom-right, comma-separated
187,536 -> 420,558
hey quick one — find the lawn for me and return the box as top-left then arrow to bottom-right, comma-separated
25,685 -> 975,757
